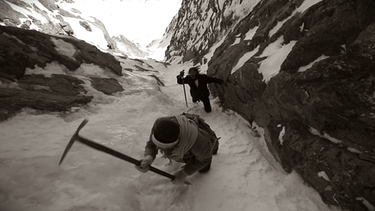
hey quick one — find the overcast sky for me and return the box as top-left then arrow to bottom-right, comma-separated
60,0 -> 182,46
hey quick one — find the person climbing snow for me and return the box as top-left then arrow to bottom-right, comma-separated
135,113 -> 219,184
177,67 -> 223,113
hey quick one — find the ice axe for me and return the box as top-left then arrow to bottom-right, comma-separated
59,119 -> 176,181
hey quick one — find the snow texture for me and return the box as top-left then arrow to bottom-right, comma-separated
0,59 -> 342,211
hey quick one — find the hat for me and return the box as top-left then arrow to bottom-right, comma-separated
153,117 -> 180,143
188,67 -> 199,74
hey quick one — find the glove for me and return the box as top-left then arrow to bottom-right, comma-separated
173,169 -> 188,184
179,70 -> 185,77
135,155 -> 154,173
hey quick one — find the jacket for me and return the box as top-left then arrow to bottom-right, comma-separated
177,74 -> 223,101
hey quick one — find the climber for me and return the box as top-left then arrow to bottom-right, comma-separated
135,113 -> 219,184
177,67 -> 223,113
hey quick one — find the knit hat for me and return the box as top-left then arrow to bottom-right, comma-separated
153,117 -> 180,143
188,67 -> 199,74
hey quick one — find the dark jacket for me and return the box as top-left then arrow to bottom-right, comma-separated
177,74 -> 223,101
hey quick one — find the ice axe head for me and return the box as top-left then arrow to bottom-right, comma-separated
59,119 -> 89,166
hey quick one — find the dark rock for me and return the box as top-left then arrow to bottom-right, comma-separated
90,77 -> 124,95
38,0 -> 59,11
20,20 -> 31,29
0,0 -> 25,26
79,21 -> 92,32
0,25 -> 125,121
0,25 -> 122,79
149,74 -> 165,86
165,0 -> 238,63
59,21 -> 74,35
134,65 -> 154,72
0,74 -> 92,121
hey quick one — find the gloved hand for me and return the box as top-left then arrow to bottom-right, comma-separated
135,155 -> 154,173
179,70 -> 185,77
173,169 -> 188,184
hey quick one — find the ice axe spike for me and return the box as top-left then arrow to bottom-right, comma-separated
59,118 -> 89,166
59,119 -> 176,181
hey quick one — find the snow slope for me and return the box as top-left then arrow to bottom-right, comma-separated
0,57 -> 342,210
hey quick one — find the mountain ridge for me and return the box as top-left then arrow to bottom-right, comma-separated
0,0 -> 148,58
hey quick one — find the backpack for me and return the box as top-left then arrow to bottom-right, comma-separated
181,113 -> 220,154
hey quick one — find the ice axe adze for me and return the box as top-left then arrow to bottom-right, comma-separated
59,119 -> 176,181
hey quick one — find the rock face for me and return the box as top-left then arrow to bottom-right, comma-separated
0,25 -> 122,79
0,74 -> 93,121
0,25 -> 124,121
166,0 -> 375,210
0,0 -> 24,26
165,0 -> 257,63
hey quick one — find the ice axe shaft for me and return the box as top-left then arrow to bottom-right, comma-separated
59,119 -> 176,180
75,135 -> 175,180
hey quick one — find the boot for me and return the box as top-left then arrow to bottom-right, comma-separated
198,162 -> 211,173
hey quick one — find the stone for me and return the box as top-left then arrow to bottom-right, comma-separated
79,21 -> 92,32
0,74 -> 92,121
90,77 -> 124,95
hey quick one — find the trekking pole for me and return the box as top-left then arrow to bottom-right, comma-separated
181,74 -> 188,107
59,119 -> 176,180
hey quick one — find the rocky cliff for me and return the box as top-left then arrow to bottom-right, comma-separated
0,25 -> 121,120
165,0 -> 260,63
166,0 -> 375,210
